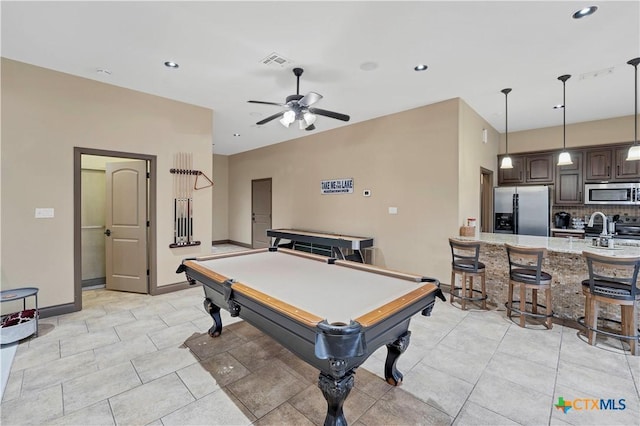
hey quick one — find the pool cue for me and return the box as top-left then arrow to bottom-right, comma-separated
180,153 -> 186,244
178,153 -> 183,244
188,153 -> 193,243
173,153 -> 178,245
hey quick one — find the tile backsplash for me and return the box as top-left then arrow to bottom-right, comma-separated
552,205 -> 640,222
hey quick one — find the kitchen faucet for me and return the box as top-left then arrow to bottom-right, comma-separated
588,211 -> 608,236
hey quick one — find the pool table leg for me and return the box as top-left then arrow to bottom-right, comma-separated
384,330 -> 411,386
318,369 -> 355,426
203,298 -> 223,337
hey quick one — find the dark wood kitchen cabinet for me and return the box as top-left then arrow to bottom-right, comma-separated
498,153 -> 553,185
614,146 -> 640,180
585,146 -> 640,181
524,153 -> 554,184
585,148 -> 612,181
497,155 -> 525,184
554,151 -> 583,205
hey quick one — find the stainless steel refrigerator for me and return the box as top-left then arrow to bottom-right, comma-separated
494,186 -> 550,236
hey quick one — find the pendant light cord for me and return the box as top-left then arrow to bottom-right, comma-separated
501,88 -> 512,154
563,80 -> 566,149
633,59 -> 638,145
557,75 -> 571,150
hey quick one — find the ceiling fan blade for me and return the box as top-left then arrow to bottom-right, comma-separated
305,124 -> 316,131
248,100 -> 285,106
256,111 -> 285,125
308,108 -> 350,122
299,92 -> 323,107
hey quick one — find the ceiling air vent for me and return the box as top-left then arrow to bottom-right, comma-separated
260,52 -> 292,68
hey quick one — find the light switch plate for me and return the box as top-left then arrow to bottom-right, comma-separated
35,208 -> 54,218
388,207 -> 398,215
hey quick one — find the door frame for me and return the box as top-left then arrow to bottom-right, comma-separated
251,178 -> 272,249
73,147 -> 157,311
480,167 -> 494,233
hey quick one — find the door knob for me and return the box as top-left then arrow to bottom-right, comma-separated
104,229 -> 111,236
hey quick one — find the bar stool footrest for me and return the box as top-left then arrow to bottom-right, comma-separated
577,316 -> 640,342
504,300 -> 554,319
450,287 -> 488,303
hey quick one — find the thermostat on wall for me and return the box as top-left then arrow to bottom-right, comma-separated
363,189 -> 371,197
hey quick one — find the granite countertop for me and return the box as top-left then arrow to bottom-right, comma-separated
457,232 -> 640,256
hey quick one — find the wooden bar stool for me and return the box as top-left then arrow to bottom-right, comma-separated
448,238 -> 487,310
580,251 -> 640,356
504,244 -> 553,329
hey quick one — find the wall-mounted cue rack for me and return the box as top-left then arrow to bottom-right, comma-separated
169,152 -> 214,248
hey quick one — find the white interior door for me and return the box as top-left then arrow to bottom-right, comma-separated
105,160 -> 148,293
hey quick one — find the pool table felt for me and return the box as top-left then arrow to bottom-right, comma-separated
187,249 -> 436,326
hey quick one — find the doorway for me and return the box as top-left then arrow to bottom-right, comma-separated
480,168 -> 494,233
251,178 -> 272,248
73,148 -> 157,311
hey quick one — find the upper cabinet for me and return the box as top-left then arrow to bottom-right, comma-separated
498,143 -> 638,192
525,153 -> 554,184
585,145 -> 640,182
554,151 -> 583,205
497,153 -> 553,185
585,149 -> 612,181
497,155 -> 525,184
614,146 -> 640,180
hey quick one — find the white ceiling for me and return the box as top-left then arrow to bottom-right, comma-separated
2,1 -> 639,155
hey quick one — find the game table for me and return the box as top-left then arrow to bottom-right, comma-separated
267,228 -> 374,262
177,247 -> 443,426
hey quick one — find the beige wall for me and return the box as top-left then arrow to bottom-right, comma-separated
212,154 -> 229,242
500,115 -> 638,154
1,59 -> 213,309
228,99 -> 480,282
458,101 -> 500,227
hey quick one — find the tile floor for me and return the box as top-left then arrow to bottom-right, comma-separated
1,245 -> 639,425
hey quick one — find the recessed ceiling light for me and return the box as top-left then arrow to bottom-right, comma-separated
553,104 -> 564,109
572,6 -> 597,19
360,61 -> 378,71
164,61 -> 179,68
414,64 -> 428,72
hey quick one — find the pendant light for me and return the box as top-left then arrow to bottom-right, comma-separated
500,88 -> 513,169
626,57 -> 640,161
557,74 -> 573,166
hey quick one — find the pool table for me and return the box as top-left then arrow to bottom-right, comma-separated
177,247 -> 444,426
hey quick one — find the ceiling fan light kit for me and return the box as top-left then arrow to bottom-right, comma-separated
248,67 -> 350,131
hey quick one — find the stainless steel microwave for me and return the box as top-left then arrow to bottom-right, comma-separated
584,182 -> 640,205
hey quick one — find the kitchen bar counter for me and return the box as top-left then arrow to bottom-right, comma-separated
453,233 -> 639,322
466,232 -> 639,256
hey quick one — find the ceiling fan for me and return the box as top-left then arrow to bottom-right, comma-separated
248,67 -> 350,131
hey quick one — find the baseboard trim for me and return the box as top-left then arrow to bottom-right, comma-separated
228,240 -> 252,248
212,239 -> 252,249
38,302 -> 78,319
151,281 -> 201,296
81,277 -> 105,288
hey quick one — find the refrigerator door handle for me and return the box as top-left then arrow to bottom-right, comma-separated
513,193 -> 519,234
